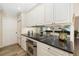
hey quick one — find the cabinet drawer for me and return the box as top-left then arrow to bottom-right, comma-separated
39,49 -> 59,56
48,46 -> 73,56
37,42 -> 49,50
37,42 -> 63,56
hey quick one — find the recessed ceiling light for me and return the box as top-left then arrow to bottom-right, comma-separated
17,7 -> 21,11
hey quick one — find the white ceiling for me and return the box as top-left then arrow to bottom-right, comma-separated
0,3 -> 38,16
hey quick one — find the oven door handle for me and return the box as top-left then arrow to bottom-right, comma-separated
33,45 -> 37,47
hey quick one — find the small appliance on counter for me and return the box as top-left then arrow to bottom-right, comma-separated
44,27 -> 53,36
27,31 -> 30,36
45,30 -> 53,36
27,30 -> 34,37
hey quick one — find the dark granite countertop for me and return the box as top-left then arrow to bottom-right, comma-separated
21,34 -> 73,54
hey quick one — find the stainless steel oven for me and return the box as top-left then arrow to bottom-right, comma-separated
26,39 -> 37,56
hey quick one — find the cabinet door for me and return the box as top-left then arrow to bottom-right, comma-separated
54,3 -> 71,23
35,4 -> 45,25
37,42 -> 50,56
37,42 -> 60,56
23,4 -> 44,26
21,13 -> 27,28
44,4 -> 54,24
48,46 -> 73,56
21,36 -> 27,51
31,4 -> 45,25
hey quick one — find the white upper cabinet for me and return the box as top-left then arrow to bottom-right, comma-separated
33,4 -> 45,25
44,4 -> 54,24
22,4 -> 45,26
53,3 -> 72,23
22,3 -> 73,26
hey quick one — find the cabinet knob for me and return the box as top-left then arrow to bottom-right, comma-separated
48,48 -> 50,49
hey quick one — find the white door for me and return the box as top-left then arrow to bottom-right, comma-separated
17,17 -> 22,45
2,16 -> 17,47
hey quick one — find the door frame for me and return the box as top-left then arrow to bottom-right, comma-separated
16,13 -> 22,46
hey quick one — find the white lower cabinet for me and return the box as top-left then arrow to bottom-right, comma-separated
37,42 -> 73,56
37,42 -> 50,56
21,36 -> 27,51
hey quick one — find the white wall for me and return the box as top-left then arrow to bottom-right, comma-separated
2,13 -> 17,47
